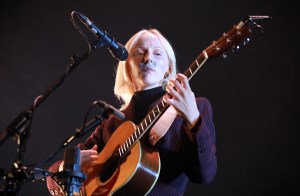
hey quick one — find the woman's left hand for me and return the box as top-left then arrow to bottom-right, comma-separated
163,73 -> 200,130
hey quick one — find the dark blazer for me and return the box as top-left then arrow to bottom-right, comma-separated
46,97 -> 217,196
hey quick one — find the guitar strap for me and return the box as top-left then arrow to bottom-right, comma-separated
149,105 -> 177,145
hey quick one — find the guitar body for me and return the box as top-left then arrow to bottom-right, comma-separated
83,121 -> 161,196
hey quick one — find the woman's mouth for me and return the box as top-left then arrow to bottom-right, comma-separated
140,68 -> 154,76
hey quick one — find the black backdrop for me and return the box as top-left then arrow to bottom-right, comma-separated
0,0 -> 299,195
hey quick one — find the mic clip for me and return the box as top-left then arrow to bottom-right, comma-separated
91,35 -> 127,62
91,31 -> 118,51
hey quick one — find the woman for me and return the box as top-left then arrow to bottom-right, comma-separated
47,28 -> 217,196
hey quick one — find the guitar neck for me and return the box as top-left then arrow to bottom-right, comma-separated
183,51 -> 209,81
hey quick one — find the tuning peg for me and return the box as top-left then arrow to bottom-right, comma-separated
232,45 -> 240,52
222,53 -> 228,59
243,37 -> 250,45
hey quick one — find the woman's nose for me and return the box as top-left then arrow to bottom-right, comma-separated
143,52 -> 153,63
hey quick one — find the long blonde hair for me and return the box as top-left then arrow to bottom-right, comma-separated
114,29 -> 177,109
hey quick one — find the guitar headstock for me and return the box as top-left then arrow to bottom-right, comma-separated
205,15 -> 271,59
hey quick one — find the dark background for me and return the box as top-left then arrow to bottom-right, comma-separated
0,0 -> 299,195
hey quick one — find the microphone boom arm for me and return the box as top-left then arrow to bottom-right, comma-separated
0,50 -> 91,147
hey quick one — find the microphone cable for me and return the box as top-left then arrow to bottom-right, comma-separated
70,11 -> 93,56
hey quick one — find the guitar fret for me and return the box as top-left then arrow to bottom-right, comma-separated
128,138 -> 131,146
121,145 -> 124,154
126,140 -> 129,149
123,143 -> 127,152
195,59 -> 200,67
153,111 -> 157,119
141,123 -> 144,131
145,119 -> 148,127
189,67 -> 193,75
131,134 -> 135,143
137,127 -> 141,135
118,148 -> 122,156
134,130 -> 137,139
157,105 -> 160,112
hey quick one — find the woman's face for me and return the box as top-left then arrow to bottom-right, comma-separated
128,32 -> 170,91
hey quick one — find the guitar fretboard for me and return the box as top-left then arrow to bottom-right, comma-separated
184,51 -> 208,81
117,100 -> 169,158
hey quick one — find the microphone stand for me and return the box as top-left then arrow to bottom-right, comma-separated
38,113 -> 108,196
35,113 -> 107,168
0,51 -> 90,147
0,51 -> 91,196
0,34 -> 114,195
0,9 -> 128,194
0,106 -> 110,195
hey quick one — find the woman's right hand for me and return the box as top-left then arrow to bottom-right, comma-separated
80,145 -> 98,174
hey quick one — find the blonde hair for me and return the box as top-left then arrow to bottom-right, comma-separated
114,29 -> 177,109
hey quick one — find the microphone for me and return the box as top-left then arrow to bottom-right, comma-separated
96,100 -> 125,120
60,147 -> 86,196
77,12 -> 128,61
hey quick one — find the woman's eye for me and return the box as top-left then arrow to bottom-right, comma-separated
154,50 -> 163,56
133,51 -> 144,56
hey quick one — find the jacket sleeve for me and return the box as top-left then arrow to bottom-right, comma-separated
183,97 -> 217,183
78,114 -> 119,152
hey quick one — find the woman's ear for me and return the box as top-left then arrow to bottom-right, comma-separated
164,72 -> 170,79
164,67 -> 171,79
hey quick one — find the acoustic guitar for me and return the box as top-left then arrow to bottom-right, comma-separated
79,16 -> 269,196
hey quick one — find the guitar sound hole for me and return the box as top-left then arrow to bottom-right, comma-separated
100,154 -> 119,182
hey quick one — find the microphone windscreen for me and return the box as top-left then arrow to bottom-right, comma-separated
63,147 -> 81,172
